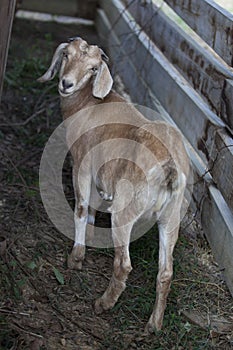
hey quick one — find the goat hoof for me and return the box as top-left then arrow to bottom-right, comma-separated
144,323 -> 154,335
67,255 -> 83,270
144,321 -> 161,335
67,245 -> 85,270
94,297 -> 115,315
94,298 -> 105,315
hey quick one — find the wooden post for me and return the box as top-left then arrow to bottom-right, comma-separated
0,0 -> 16,102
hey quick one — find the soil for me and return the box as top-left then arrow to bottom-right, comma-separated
0,17 -> 233,350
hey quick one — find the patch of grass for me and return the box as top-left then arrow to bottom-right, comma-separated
0,259 -> 25,301
5,57 -> 45,91
0,323 -> 20,350
3,33 -> 58,132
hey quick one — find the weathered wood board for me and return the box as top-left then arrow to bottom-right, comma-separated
0,0 -> 16,102
209,129 -> 233,212
222,79 -> 233,130
124,0 -> 233,130
202,185 -> 233,296
164,0 -> 233,66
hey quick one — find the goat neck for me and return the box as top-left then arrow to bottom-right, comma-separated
60,83 -> 100,119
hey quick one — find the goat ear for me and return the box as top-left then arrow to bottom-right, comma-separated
92,61 -> 113,99
37,43 -> 68,82
99,48 -> 109,62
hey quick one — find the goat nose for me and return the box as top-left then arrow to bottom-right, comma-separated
62,79 -> 74,90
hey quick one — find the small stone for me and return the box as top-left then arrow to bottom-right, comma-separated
61,338 -> 66,346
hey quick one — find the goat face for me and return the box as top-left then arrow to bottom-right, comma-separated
38,38 -> 113,99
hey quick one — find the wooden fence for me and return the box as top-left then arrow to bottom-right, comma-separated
96,0 -> 233,295
0,0 -> 16,102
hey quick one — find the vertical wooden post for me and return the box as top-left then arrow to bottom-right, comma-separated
0,0 -> 16,102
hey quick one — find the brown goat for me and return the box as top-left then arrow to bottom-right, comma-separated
38,37 -> 190,333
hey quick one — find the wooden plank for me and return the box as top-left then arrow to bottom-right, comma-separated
209,129 -> 233,212
222,79 -> 233,130
0,0 -> 16,102
202,185 -> 233,296
99,0 -> 225,164
96,7 -> 233,297
124,0 -> 233,130
164,0 -> 233,66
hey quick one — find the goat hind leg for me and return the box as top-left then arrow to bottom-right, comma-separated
145,176 -> 186,333
145,224 -> 179,333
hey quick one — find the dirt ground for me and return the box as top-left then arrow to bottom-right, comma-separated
0,18 -> 233,350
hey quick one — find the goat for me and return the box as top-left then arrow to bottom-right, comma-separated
38,37 -> 190,333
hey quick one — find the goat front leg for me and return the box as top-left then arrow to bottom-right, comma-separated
145,175 -> 186,333
94,217 -> 133,314
68,168 -> 91,270
67,202 -> 88,270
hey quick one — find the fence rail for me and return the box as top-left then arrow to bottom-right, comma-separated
164,0 -> 233,66
96,0 -> 233,295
